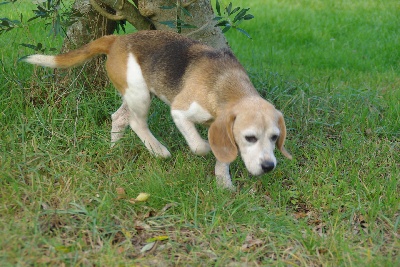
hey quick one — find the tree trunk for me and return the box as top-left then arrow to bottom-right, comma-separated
59,0 -> 229,88
56,0 -> 117,90
94,0 -> 229,49
137,0 -> 229,49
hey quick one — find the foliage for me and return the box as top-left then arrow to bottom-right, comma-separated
159,1 -> 196,33
214,0 -> 254,38
0,0 -> 77,36
0,16 -> 20,33
1,0 -> 254,49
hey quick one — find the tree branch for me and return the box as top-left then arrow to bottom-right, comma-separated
89,0 -> 125,20
90,0 -> 155,30
182,0 -> 198,8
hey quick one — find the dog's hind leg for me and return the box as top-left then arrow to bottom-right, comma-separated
123,54 -> 171,158
111,101 -> 130,146
110,100 -> 170,158
127,106 -> 171,158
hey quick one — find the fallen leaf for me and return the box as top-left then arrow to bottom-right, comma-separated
40,202 -> 50,210
117,246 -> 125,254
294,212 -> 308,219
116,187 -> 126,199
146,235 -> 169,243
55,245 -> 73,253
136,193 -> 150,202
121,228 -> 132,239
241,234 -> 264,251
134,221 -> 151,231
140,242 -> 155,253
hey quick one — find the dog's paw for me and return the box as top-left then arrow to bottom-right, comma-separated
111,131 -> 124,145
216,175 -> 236,191
191,140 -> 211,156
150,145 -> 171,158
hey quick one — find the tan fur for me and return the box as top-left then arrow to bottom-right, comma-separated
23,30 -> 292,190
208,106 -> 237,162
277,113 -> 293,159
54,35 -> 117,68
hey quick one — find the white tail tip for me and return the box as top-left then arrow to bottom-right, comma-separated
23,55 -> 57,68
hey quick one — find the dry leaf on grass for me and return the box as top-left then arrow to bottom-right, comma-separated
146,235 -> 169,243
241,234 -> 264,251
116,187 -> 126,199
140,242 -> 156,253
129,193 -> 151,204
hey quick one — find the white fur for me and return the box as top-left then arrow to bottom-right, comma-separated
24,55 -> 57,68
111,102 -> 130,146
236,126 -> 280,176
171,102 -> 212,155
113,53 -> 171,158
215,160 -> 235,190
159,95 -> 171,105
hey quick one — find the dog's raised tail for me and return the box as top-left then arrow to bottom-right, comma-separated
22,35 -> 117,69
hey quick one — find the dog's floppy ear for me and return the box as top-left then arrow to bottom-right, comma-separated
208,111 -> 237,163
277,111 -> 293,160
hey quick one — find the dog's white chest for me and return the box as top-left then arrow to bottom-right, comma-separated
174,102 -> 213,123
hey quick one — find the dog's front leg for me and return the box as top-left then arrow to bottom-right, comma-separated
215,160 -> 235,190
171,109 -> 211,156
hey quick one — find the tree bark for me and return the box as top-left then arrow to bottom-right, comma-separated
59,0 -> 229,88
56,0 -> 117,89
93,0 -> 229,49
138,0 -> 229,49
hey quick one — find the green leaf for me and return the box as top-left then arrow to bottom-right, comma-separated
27,16 -> 40,22
55,246 -> 74,253
17,55 -> 29,63
159,20 -> 176,28
145,235 -> 169,243
233,8 -> 250,23
243,14 -> 254,20
20,43 -> 38,51
215,20 -> 230,27
226,2 -> 233,16
231,7 -> 240,15
222,25 -> 231,33
235,27 -> 252,39
216,0 -> 221,16
179,6 -> 193,17
213,16 -> 223,21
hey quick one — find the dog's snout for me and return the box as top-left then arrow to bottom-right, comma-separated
261,161 -> 275,173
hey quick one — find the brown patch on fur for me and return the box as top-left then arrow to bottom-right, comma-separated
277,113 -> 292,159
208,105 -> 238,163
106,40 -> 129,94
53,35 -> 117,68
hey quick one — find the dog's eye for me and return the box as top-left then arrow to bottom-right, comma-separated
271,134 -> 279,142
245,135 -> 258,143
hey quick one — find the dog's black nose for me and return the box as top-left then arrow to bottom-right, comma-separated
261,161 -> 275,173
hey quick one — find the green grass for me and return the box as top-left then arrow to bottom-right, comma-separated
1,0 -> 399,266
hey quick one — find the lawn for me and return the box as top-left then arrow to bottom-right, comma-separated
0,0 -> 399,266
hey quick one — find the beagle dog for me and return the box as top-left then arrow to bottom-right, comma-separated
23,30 -> 292,190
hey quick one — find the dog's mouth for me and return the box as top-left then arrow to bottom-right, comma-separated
246,162 -> 276,177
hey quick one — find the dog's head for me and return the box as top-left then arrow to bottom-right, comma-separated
208,97 -> 292,176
